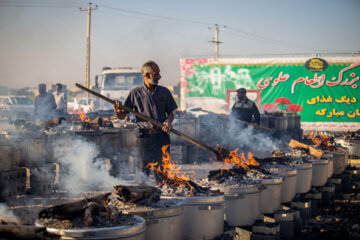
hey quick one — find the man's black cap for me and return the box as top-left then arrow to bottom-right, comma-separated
236,88 -> 246,94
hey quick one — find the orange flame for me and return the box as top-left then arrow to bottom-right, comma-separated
309,132 -> 332,147
212,145 -> 259,170
147,145 -> 190,186
223,149 -> 259,169
78,111 -> 90,122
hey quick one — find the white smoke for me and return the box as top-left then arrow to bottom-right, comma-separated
0,203 -> 19,222
221,118 -> 286,158
52,136 -> 129,195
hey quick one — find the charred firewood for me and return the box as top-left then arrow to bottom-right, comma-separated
289,139 -> 323,159
106,203 -> 121,224
38,193 -> 110,219
208,167 -> 248,181
156,171 -> 210,196
84,201 -> 103,227
0,217 -> 60,239
111,185 -> 161,203
40,117 -> 67,129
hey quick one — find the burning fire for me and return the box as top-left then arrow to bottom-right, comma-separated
147,145 -> 190,185
215,145 -> 260,169
308,132 -> 334,149
78,111 -> 90,122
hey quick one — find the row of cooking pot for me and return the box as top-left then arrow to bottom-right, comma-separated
37,150 -> 348,240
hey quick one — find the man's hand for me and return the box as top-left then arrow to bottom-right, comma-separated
162,120 -> 173,134
113,100 -> 127,119
252,123 -> 259,128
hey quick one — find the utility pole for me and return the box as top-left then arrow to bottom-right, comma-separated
80,3 -> 97,97
209,24 -> 226,60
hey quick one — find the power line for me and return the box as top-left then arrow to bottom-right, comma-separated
0,2 -> 349,53
98,4 -> 212,27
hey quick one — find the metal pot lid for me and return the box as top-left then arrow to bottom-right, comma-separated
35,215 -> 146,239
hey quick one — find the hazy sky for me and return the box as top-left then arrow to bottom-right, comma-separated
0,0 -> 359,89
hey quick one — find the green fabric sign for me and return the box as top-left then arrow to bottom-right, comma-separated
180,57 -> 360,130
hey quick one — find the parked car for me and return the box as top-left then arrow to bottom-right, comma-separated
0,95 -> 34,120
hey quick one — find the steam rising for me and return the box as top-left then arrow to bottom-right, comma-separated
52,136 -> 127,195
220,118 -> 286,158
0,203 -> 19,222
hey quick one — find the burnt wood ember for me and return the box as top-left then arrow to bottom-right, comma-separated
38,193 -> 111,220
40,117 -> 67,129
207,165 -> 272,182
111,185 -> 161,203
156,171 -> 211,196
38,185 -> 163,228
9,119 -> 42,131
0,216 -> 60,239
75,116 -> 114,130
208,167 -> 248,181
84,201 -> 103,227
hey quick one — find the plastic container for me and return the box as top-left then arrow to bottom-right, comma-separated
259,177 -> 283,214
35,215 -> 146,240
310,159 -> 329,187
295,163 -> 312,194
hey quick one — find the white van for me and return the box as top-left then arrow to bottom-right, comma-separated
0,96 -> 34,120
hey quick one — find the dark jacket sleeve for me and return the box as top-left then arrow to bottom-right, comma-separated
252,103 -> 260,125
165,90 -> 178,114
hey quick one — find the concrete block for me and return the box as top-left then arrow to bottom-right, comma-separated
253,221 -> 280,236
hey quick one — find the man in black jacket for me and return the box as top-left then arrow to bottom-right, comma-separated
230,88 -> 260,127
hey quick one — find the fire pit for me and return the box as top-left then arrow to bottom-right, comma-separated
197,157 -> 265,227
310,159 -> 329,187
110,186 -> 183,240
332,150 -> 349,175
261,163 -> 297,203
35,186 -> 163,240
322,151 -> 334,178
258,176 -> 283,214
295,163 -> 313,194
147,145 -> 225,240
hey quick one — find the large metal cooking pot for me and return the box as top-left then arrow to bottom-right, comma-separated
181,194 -> 225,240
310,159 -> 329,187
332,150 -> 348,174
8,133 -> 45,167
101,129 -> 122,156
123,204 -> 183,240
171,117 -> 198,144
0,141 -> 14,171
295,163 -> 312,194
268,116 -> 287,131
339,140 -> 360,157
279,169 -> 297,203
223,185 -> 263,227
293,114 -> 301,129
322,152 -> 334,178
259,177 -> 283,214
286,114 -> 295,130
35,215 -> 146,240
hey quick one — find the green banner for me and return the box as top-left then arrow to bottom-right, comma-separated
180,57 -> 360,130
